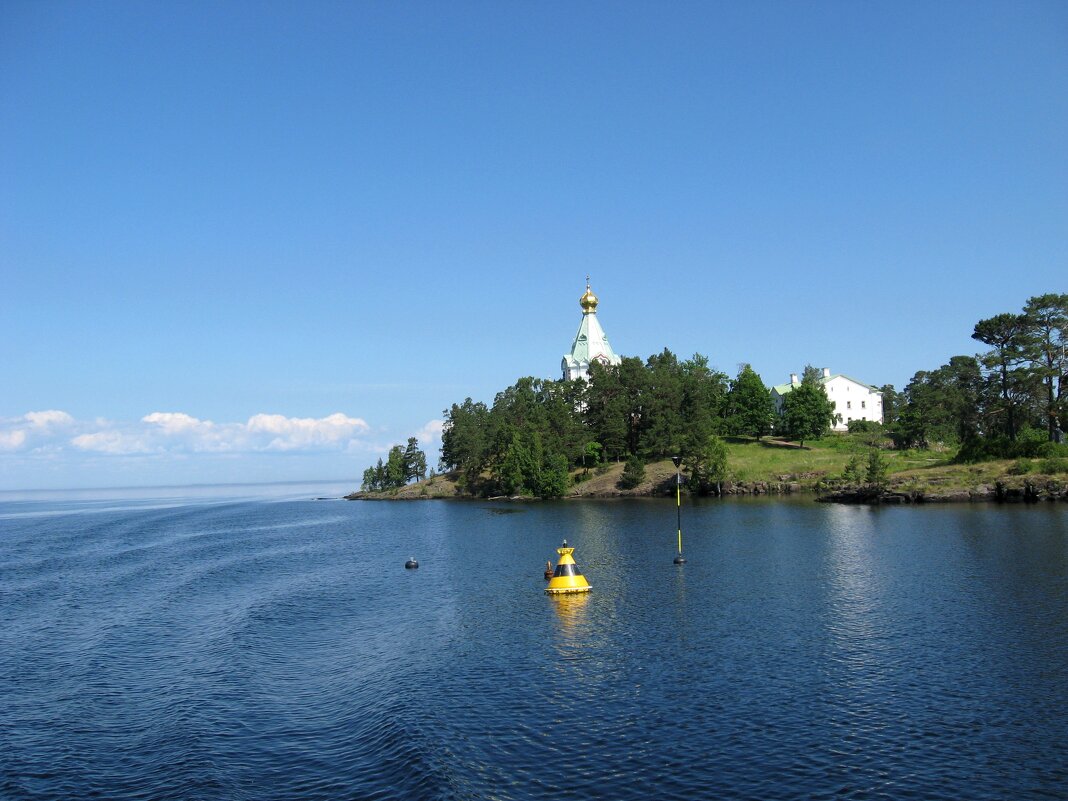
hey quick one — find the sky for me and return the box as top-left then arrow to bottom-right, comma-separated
2,1 -> 1066,490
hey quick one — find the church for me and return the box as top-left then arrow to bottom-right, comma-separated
561,279 -> 622,381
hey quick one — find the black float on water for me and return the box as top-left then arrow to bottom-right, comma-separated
404,558 -> 419,569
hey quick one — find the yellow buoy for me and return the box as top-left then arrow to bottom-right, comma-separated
545,539 -> 592,595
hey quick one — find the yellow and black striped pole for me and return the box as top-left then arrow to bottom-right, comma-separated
672,455 -> 685,564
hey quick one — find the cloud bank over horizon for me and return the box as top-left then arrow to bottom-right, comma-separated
0,409 -> 444,490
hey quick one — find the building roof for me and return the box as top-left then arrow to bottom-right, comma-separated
563,280 -> 620,369
772,374 -> 882,396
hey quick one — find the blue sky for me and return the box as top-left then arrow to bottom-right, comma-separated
2,1 -> 1066,490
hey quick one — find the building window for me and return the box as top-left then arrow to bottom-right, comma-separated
861,401 -> 866,409
846,401 -> 852,409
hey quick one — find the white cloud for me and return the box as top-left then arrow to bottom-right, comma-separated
414,419 -> 444,450
1,407 -> 379,471
0,429 -> 27,451
246,412 -> 369,451
71,429 -> 153,454
142,412 -> 212,433
25,410 -> 74,428
0,410 -> 77,452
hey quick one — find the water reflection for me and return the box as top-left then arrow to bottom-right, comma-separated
548,593 -> 590,634
822,504 -> 884,684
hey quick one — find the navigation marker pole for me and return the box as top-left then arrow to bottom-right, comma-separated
672,455 -> 685,564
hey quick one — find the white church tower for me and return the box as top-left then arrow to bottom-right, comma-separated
562,278 -> 622,381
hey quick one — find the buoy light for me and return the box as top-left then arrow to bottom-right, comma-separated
545,540 -> 592,594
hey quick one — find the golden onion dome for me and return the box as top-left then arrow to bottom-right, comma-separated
579,279 -> 599,313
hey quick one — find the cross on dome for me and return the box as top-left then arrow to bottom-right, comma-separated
579,277 -> 599,313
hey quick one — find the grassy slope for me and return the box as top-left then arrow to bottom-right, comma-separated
725,437 -> 949,482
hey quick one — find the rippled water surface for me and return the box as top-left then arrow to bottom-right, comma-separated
2,491 -> 1067,800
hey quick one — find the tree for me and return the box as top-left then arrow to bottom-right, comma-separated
879,384 -> 902,428
581,441 -> 602,473
619,455 -> 646,489
496,431 -> 535,496
640,349 -> 684,457
361,458 -> 386,492
780,367 -> 837,448
896,356 -> 982,449
584,360 -> 631,461
403,437 -> 427,483
679,354 -> 729,450
972,313 -> 1029,441
440,398 -> 490,487
842,453 -> 863,484
385,445 -> 407,489
538,452 -> 571,499
1021,294 -> 1068,441
685,433 -> 728,495
726,364 -> 775,439
866,448 -> 889,490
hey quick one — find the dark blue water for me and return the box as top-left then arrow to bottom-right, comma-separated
2,491 -> 1067,800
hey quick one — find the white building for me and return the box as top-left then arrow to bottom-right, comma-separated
562,279 -> 621,381
771,368 -> 883,431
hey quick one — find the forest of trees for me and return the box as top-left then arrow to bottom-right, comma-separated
360,437 -> 428,492
437,352 -> 779,498
362,293 -> 1067,499
889,293 -> 1068,459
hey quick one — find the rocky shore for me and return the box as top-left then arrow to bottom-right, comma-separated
817,476 -> 1068,504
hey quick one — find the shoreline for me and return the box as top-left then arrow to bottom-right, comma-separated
346,458 -> 1068,505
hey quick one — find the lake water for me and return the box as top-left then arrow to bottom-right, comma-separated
2,488 -> 1067,800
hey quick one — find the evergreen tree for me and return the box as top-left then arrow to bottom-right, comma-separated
842,453 -> 864,484
879,384 -> 902,429
361,461 -> 382,492
896,357 -> 982,449
584,360 -> 630,460
402,437 -> 427,483
866,448 -> 889,490
1021,294 -> 1068,440
972,313 -> 1030,441
385,445 -> 407,489
496,431 -> 533,495
440,398 -> 489,484
641,349 -> 684,457
619,454 -> 646,489
679,354 -> 728,449
538,452 -> 571,498
685,433 -> 728,495
726,364 -> 775,439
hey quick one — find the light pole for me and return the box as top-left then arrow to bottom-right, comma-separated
672,455 -> 685,564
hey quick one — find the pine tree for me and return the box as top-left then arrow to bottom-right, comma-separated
402,437 -> 427,483
619,455 -> 646,489
866,448 -> 889,490
385,445 -> 406,489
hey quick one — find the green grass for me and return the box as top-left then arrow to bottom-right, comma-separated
725,435 -> 953,485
